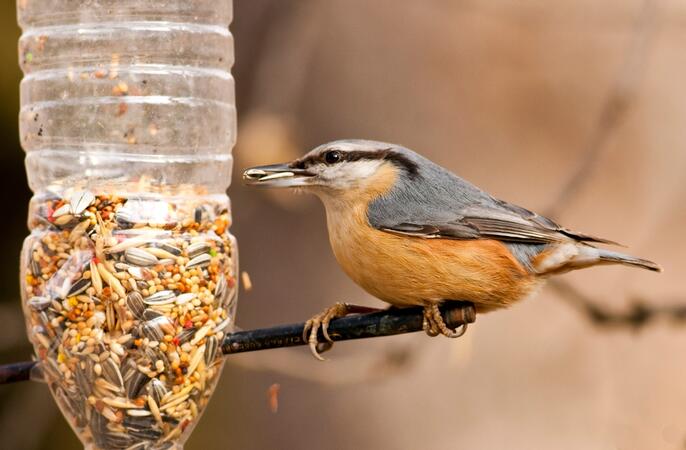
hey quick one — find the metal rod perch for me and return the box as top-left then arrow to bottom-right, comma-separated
0,302 -> 475,385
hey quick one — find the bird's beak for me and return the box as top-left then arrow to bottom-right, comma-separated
243,163 -> 315,188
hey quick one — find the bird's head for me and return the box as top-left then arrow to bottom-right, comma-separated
243,140 -> 419,200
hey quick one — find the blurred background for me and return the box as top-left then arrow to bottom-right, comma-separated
1,0 -> 685,448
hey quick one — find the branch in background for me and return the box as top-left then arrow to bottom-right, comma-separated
545,0 -> 657,218
549,279 -> 686,330
543,0 -> 676,329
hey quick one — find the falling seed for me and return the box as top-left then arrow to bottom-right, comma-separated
267,383 -> 281,413
241,271 -> 253,292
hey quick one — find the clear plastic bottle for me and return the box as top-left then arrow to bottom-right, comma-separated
17,1 -> 237,448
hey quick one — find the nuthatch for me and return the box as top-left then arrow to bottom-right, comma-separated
244,140 -> 661,359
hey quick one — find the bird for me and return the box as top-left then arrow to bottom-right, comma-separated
243,139 -> 661,359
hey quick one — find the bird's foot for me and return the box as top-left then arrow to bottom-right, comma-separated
422,303 -> 468,338
303,303 -> 381,360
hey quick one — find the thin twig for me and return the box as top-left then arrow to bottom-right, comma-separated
550,279 -> 686,330
544,0 -> 674,329
545,0 -> 657,218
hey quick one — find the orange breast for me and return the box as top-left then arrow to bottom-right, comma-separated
325,201 -> 539,312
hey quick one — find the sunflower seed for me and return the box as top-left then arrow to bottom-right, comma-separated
69,191 -> 95,215
123,414 -> 157,432
175,328 -> 196,345
127,426 -> 163,441
156,242 -> 182,256
30,259 -> 41,277
74,361 -> 93,396
214,316 -> 232,333
102,358 -> 124,389
28,296 -> 50,311
115,208 -> 136,227
214,275 -> 227,299
125,371 -> 149,399
67,277 -> 91,297
143,290 -> 175,306
186,253 -> 211,269
141,321 -> 164,342
126,292 -> 145,319
102,431 -> 136,449
142,309 -> 163,321
187,242 -> 210,258
141,316 -> 174,341
194,206 -> 209,223
205,336 -> 219,365
148,378 -> 168,405
124,247 -> 158,266
55,387 -> 81,425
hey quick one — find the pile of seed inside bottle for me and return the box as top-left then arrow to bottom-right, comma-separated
21,183 -> 237,449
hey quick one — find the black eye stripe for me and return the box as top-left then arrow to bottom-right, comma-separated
291,148 -> 419,178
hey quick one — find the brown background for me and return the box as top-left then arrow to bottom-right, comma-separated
0,1 -> 684,449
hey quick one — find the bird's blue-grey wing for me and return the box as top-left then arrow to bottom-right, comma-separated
367,151 -> 616,246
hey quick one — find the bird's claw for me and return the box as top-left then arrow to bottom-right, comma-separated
302,302 -> 363,360
423,303 -> 468,338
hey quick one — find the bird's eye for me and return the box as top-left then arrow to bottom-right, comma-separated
324,150 -> 342,164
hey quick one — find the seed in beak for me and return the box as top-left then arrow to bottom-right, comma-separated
257,171 -> 296,182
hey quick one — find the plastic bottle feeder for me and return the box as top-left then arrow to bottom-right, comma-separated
17,1 -> 238,448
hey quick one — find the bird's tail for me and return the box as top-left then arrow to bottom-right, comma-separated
597,249 -> 662,272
